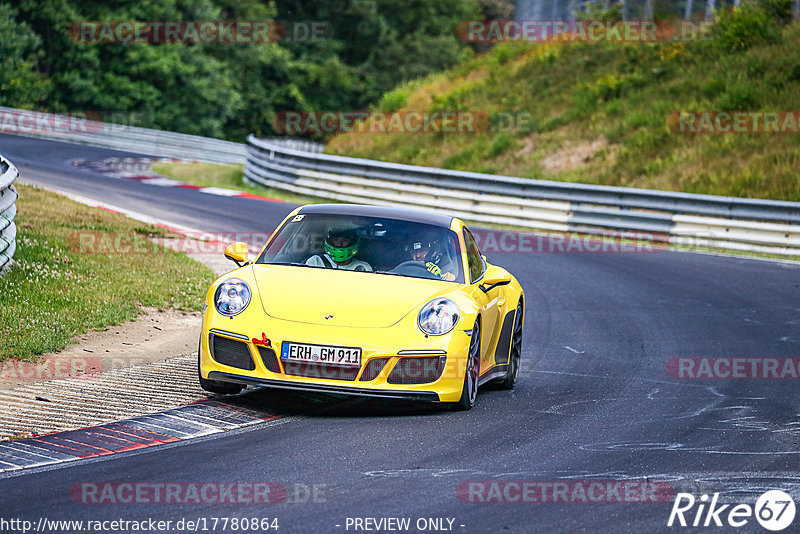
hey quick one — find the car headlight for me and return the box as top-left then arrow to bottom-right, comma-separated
417,298 -> 460,336
214,278 -> 251,317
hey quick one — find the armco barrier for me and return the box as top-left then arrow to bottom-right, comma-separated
0,106 -> 324,164
0,154 -> 19,274
245,135 -> 800,256
0,106 -> 248,164
2,103 -> 796,256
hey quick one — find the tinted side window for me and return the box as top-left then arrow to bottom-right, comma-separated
463,228 -> 484,282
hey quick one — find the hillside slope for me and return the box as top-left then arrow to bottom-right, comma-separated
327,5 -> 800,201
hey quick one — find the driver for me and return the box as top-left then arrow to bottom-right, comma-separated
306,226 -> 372,271
405,237 -> 456,281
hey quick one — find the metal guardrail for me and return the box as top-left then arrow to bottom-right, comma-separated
245,135 -> 800,256
257,137 -> 324,154
0,106 -> 247,164
2,102 -> 796,256
0,154 -> 19,274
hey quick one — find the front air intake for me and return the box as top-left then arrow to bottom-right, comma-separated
209,334 -> 255,371
359,358 -> 389,381
387,356 -> 445,384
257,346 -> 281,373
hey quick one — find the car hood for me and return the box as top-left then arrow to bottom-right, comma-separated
251,264 -> 454,328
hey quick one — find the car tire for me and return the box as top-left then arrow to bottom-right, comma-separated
498,300 -> 523,390
198,340 -> 244,395
449,320 -> 480,411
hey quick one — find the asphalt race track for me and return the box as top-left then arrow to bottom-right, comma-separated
2,134 -> 800,533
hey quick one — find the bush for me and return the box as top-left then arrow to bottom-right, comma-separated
756,0 -> 794,23
377,89 -> 409,113
701,77 -> 726,98
492,42 -> 524,65
712,2 -> 780,51
717,84 -> 758,110
489,133 -> 515,156
585,72 -> 644,102
566,87 -> 597,120
576,3 -> 623,21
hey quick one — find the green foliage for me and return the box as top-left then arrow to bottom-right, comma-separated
717,84 -> 758,110
588,74 -> 625,101
489,133 -> 515,156
3,0 -> 483,140
576,3 -> 623,21
756,0 -> 795,23
378,89 -> 410,113
712,1 -> 780,51
0,4 -> 50,107
0,186 -> 214,361
431,85 -> 472,112
491,42 -> 528,65
584,72 -> 646,102
326,18 -> 800,202
273,0 -> 481,112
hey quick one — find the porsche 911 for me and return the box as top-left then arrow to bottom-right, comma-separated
198,204 -> 524,410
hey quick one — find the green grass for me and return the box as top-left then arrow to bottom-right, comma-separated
151,161 -> 335,205
0,185 -> 216,361
325,11 -> 800,202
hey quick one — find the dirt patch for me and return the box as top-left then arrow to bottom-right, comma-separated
0,245 -> 236,391
540,137 -> 617,174
515,136 -> 538,158
0,307 -> 202,389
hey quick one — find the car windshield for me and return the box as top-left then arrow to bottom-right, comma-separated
255,213 -> 464,283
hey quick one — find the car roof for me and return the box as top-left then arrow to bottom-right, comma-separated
297,204 -> 455,228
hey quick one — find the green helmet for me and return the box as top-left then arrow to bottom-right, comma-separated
324,226 -> 359,263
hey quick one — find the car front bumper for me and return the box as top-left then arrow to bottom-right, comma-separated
198,319 -> 471,403
207,371 -> 442,402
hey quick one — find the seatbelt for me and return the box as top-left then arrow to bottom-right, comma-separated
319,254 -> 336,269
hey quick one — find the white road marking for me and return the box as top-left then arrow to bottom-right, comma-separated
198,186 -> 242,196
139,177 -> 183,187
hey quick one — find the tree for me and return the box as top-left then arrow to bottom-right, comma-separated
0,4 -> 50,108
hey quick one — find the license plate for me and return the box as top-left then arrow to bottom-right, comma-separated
280,342 -> 361,367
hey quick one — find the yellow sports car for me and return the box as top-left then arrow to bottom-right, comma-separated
198,204 -> 524,410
